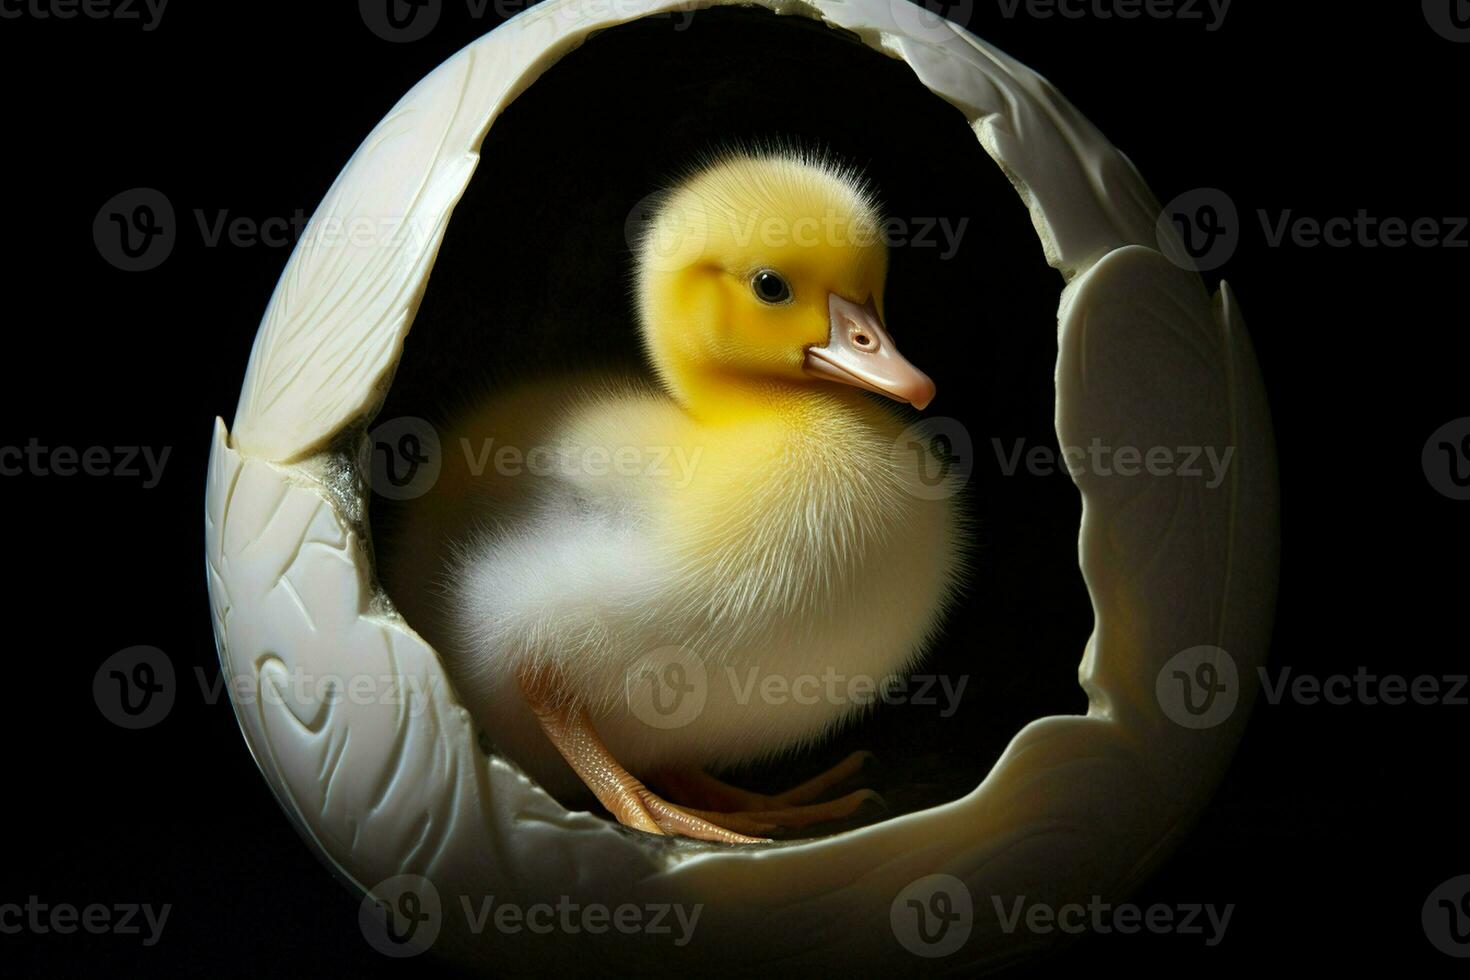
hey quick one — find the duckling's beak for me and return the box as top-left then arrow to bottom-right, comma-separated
804,294 -> 937,410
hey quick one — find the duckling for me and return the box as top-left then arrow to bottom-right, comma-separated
383,149 -> 966,843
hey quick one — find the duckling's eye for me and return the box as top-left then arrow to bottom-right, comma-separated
751,269 -> 792,305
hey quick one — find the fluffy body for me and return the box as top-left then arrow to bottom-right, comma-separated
381,151 -> 967,802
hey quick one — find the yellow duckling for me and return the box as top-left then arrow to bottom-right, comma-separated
384,150 -> 966,843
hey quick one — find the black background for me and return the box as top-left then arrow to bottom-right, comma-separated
2,1 -> 1465,976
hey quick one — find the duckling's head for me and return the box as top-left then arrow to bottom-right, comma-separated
634,151 -> 935,416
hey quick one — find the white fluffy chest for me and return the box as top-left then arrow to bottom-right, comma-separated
440,411 -> 963,779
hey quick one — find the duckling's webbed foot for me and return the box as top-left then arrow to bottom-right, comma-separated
518,667 -> 771,845
648,751 -> 885,835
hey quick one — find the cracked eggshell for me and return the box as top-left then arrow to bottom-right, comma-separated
206,0 -> 1279,972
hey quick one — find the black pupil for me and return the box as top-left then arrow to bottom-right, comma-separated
754,271 -> 788,302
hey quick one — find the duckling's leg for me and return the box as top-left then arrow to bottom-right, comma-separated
518,668 -> 771,844
646,752 -> 883,833
653,750 -> 876,811
676,788 -> 883,835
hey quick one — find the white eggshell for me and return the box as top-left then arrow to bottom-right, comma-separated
206,0 -> 1278,972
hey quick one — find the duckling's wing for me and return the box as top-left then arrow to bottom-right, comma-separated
392,374 -> 685,705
